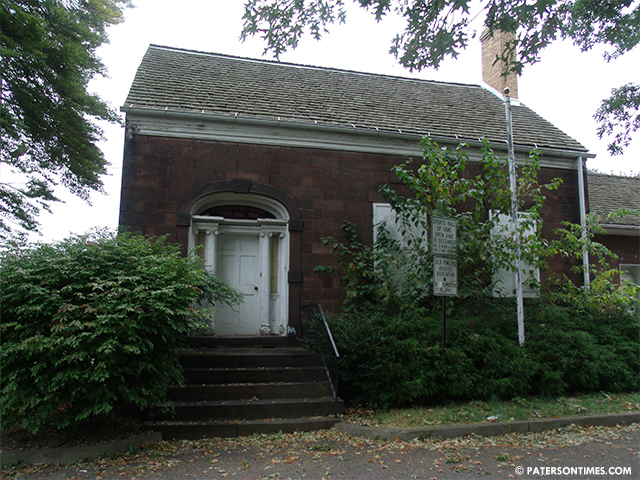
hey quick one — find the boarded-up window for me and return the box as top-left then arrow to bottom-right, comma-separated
491,212 -> 539,298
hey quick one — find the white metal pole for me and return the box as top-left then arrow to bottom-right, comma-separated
576,156 -> 590,287
504,89 -> 525,346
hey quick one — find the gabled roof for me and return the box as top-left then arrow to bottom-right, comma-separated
123,45 -> 588,154
588,173 -> 640,227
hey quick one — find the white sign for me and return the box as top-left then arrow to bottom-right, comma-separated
434,256 -> 458,296
432,217 -> 457,256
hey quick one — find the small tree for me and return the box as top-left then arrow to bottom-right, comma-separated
320,138 -> 561,311
0,230 -> 241,433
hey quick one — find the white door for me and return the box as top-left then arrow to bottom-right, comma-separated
215,234 -> 261,336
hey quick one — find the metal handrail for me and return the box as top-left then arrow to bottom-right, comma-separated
303,304 -> 340,416
316,304 -> 340,359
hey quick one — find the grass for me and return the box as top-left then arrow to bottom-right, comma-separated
344,392 -> 640,428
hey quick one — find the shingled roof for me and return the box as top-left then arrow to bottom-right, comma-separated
123,45 -> 588,154
588,173 -> 640,227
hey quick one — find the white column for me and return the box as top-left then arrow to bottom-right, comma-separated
277,232 -> 287,335
258,231 -> 272,334
204,227 -> 218,274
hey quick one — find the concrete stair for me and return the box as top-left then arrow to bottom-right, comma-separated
144,336 -> 344,439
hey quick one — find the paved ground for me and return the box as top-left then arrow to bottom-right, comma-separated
4,423 -> 638,480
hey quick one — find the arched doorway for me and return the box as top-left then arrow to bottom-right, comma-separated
188,193 -> 290,336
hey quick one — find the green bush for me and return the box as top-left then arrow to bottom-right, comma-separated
328,296 -> 639,408
330,300 -> 534,408
0,230 -> 241,433
527,280 -> 640,396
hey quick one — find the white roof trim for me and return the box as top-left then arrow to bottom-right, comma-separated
597,224 -> 640,236
122,106 -> 592,169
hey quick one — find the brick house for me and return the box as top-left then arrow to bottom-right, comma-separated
587,173 -> 640,285
119,41 -> 594,337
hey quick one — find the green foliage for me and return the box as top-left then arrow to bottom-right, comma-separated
527,282 -> 640,396
0,0 -> 131,240
594,83 -> 640,156
312,138 -> 638,408
319,138 -> 560,309
328,295 -> 639,408
328,300 -> 533,408
549,208 -> 640,293
241,0 -> 639,154
242,0 -> 639,70
384,138 -> 558,297
321,215 -> 639,407
241,0 -> 347,58
546,268 -> 639,323
0,230 -> 242,433
549,213 -> 618,276
321,221 -> 380,310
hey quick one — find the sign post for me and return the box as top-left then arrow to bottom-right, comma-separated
432,217 -> 458,349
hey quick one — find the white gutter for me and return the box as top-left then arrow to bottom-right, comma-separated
121,106 -> 594,162
577,156 -> 590,287
596,224 -> 640,236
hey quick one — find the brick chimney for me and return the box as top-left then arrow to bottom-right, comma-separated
481,28 -> 518,98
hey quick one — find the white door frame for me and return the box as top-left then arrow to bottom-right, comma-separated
188,195 -> 290,336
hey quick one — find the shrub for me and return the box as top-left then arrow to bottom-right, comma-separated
329,299 -> 536,408
328,295 -> 638,408
527,276 -> 640,396
0,230 -> 241,433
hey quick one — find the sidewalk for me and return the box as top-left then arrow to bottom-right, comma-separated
4,415 -> 639,480
336,411 -> 640,442
2,411 -> 638,466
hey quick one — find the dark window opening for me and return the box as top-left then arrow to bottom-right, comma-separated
199,205 -> 276,220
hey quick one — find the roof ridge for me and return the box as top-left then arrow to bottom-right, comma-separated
147,44 -> 483,90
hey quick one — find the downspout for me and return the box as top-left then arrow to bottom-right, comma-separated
576,156 -> 590,287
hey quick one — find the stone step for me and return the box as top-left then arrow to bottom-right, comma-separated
147,341 -> 342,439
179,348 -> 323,369
144,417 -> 341,440
167,381 -> 333,401
183,366 -> 328,384
151,397 -> 342,422
187,336 -> 301,349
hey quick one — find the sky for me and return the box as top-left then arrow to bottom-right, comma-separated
28,0 -> 640,243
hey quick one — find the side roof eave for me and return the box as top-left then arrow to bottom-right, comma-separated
122,105 -> 594,169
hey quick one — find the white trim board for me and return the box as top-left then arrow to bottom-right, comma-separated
123,108 -> 590,170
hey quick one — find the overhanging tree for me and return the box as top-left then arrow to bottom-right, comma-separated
241,0 -> 639,155
0,0 -> 131,241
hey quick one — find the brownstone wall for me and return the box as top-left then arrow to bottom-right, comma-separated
120,134 -> 583,322
593,233 -> 640,283
120,134 -> 408,318
536,166 -> 583,284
